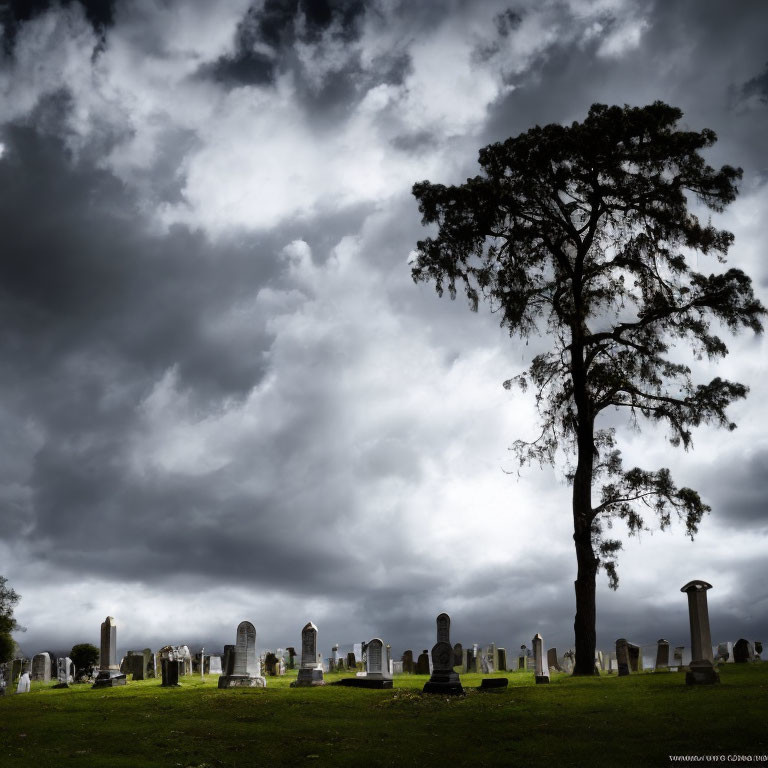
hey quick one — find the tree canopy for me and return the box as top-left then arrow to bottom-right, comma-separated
411,101 -> 764,674
0,575 -> 22,663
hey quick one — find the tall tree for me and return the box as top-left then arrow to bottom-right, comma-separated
411,102 -> 765,675
0,575 -> 23,663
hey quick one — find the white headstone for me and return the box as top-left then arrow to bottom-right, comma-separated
16,671 -> 31,694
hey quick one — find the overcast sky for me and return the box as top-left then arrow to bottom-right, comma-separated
1,0 -> 766,661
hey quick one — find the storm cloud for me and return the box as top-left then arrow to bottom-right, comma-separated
1,0 -> 767,660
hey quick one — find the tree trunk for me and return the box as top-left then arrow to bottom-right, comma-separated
572,505 -> 598,675
570,307 -> 598,675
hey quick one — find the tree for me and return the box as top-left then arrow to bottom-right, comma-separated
0,575 -> 23,663
411,102 -> 765,675
70,643 -> 99,678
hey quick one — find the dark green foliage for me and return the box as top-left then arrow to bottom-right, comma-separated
70,643 -> 99,676
0,631 -> 15,664
0,576 -> 23,662
412,102 -> 765,674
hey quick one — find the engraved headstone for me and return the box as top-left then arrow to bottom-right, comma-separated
93,616 -> 127,687
423,612 -> 463,695
338,637 -> 393,688
209,656 -> 222,674
533,633 -> 549,684
547,648 -> 561,672
497,647 -> 507,672
31,652 -> 51,682
218,621 -> 266,688
291,621 -> 325,686
402,649 -> 414,674
681,580 -> 719,685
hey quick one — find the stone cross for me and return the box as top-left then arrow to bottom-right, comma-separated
533,633 -> 549,684
681,580 -> 719,684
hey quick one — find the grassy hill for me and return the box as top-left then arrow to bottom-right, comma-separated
1,665 -> 767,767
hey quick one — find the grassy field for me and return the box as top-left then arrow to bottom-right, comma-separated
1,665 -> 767,767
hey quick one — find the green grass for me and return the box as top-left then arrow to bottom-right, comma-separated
1,665 -> 767,767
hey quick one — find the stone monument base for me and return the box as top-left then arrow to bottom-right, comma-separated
685,660 -> 720,685
291,668 -> 325,687
535,674 -> 550,684
422,670 -> 464,695
335,677 -> 393,689
479,678 -> 508,690
92,670 -> 126,688
217,675 -> 267,689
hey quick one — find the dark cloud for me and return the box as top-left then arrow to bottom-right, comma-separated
204,0 -> 368,89
1,0 -> 114,53
742,61 -> 768,104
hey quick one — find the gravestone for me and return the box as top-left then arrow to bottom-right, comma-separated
453,643 -> 463,669
209,656 -> 222,674
338,637 -> 393,689
754,641 -> 763,660
533,634 -> 549,684
681,580 -> 719,685
264,652 -> 279,676
11,659 -> 22,683
286,647 -> 296,669
497,648 -> 507,672
161,657 -> 181,687
218,621 -> 266,688
616,638 -> 630,676
655,639 -> 670,671
93,616 -> 127,688
392,661 -> 404,674
124,652 -> 145,680
673,646 -> 684,669
547,648 -> 561,672
733,638 -> 752,663
628,643 -> 640,672
402,649 -> 414,673
562,650 -> 575,674
715,642 -> 734,663
56,657 -> 74,686
346,652 -> 356,670
423,612 -> 464,695
291,621 -> 325,687
415,650 -> 430,675
16,671 -> 31,694
31,652 -> 51,682
386,644 -> 393,676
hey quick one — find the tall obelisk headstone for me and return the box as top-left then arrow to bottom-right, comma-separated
218,621 -> 266,688
423,612 -> 464,695
533,633 -> 550,684
681,580 -> 719,685
93,616 -> 127,687
291,622 -> 325,686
